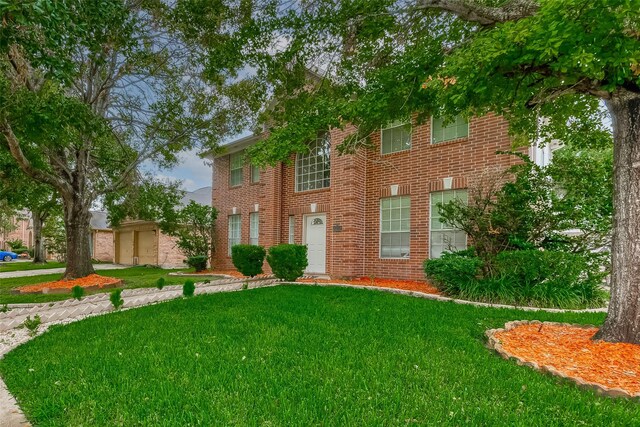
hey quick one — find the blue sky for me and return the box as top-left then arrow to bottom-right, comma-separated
149,149 -> 213,192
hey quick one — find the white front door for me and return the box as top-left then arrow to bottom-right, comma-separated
304,214 -> 327,274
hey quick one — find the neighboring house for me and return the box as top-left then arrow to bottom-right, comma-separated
0,210 -> 32,251
209,114 -> 525,281
113,187 -> 212,268
89,210 -> 114,262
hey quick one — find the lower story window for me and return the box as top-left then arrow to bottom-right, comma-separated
228,214 -> 241,255
288,215 -> 295,243
430,189 -> 468,258
249,212 -> 259,245
380,196 -> 410,258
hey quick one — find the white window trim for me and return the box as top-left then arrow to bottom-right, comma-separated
430,115 -> 470,144
294,133 -> 331,193
380,120 -> 412,155
229,152 -> 244,187
228,215 -> 241,256
249,212 -> 259,245
288,216 -> 295,244
250,164 -> 261,183
429,190 -> 469,258
379,196 -> 411,259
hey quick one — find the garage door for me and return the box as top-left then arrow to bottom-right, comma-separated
137,230 -> 156,265
117,231 -> 133,265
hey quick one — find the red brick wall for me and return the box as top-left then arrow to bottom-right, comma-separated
212,114 -> 522,280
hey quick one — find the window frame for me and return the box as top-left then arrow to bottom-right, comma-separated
295,132 -> 331,192
249,212 -> 259,245
250,164 -> 261,183
379,196 -> 411,259
288,215 -> 295,244
381,119 -> 412,155
229,151 -> 244,187
430,115 -> 469,144
429,189 -> 468,258
228,214 -> 241,255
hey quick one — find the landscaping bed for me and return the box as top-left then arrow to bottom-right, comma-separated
487,321 -> 640,398
14,274 -> 122,294
297,277 -> 440,294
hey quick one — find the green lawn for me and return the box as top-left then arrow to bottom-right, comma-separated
0,261 -> 66,273
1,286 -> 637,426
0,266 -> 210,304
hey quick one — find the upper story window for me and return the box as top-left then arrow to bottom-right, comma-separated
432,115 -> 469,144
250,164 -> 261,183
295,132 -> 330,192
381,120 -> 411,154
229,152 -> 243,187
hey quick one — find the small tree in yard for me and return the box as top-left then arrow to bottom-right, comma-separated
232,245 -> 266,277
161,201 -> 218,272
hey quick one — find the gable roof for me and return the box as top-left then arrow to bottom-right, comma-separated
181,186 -> 212,206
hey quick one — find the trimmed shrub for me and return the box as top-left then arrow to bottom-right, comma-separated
186,255 -> 207,272
183,279 -> 195,297
423,251 -> 483,295
71,285 -> 84,300
231,245 -> 266,277
110,289 -> 124,310
156,277 -> 166,290
266,244 -> 308,282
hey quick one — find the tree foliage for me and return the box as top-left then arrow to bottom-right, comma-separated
161,201 -> 218,262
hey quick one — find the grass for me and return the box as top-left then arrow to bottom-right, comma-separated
0,261 -> 66,273
1,285 -> 638,426
0,266 -> 217,304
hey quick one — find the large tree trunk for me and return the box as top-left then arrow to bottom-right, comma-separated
31,210 -> 46,263
62,195 -> 95,279
595,91 -> 640,344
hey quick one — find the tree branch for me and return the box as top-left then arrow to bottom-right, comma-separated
0,120 -> 73,196
416,0 -> 539,25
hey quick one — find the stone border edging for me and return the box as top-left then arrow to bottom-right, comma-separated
485,320 -> 640,400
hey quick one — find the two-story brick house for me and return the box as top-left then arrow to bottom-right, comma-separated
209,114 -> 524,281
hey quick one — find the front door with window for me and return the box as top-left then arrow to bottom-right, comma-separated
304,214 -> 326,274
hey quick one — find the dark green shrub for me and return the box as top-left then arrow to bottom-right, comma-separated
156,277 -> 166,290
110,289 -> 124,310
183,279 -> 195,297
266,244 -> 308,282
231,244 -> 266,277
423,251 -> 483,295
185,255 -> 208,272
71,285 -> 84,300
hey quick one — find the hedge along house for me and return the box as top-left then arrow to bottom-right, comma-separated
113,187 -> 212,268
209,115 -> 539,281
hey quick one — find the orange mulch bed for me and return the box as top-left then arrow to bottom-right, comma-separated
495,323 -> 640,395
17,274 -> 122,294
296,277 -> 440,295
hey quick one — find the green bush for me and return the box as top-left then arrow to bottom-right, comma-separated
231,244 -> 266,277
423,251 -> 483,295
110,289 -> 124,310
424,250 -> 607,309
185,256 -> 208,272
22,315 -> 41,336
156,277 -> 166,290
183,279 -> 195,297
266,244 -> 308,282
71,285 -> 84,300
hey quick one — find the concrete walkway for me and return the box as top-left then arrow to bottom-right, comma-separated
0,263 -> 128,279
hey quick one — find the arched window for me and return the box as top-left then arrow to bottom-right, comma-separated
295,132 -> 330,192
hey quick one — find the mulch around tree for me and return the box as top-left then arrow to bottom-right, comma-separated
492,322 -> 640,397
15,274 -> 122,294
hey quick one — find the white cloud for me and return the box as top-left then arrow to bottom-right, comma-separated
143,149 -> 212,192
